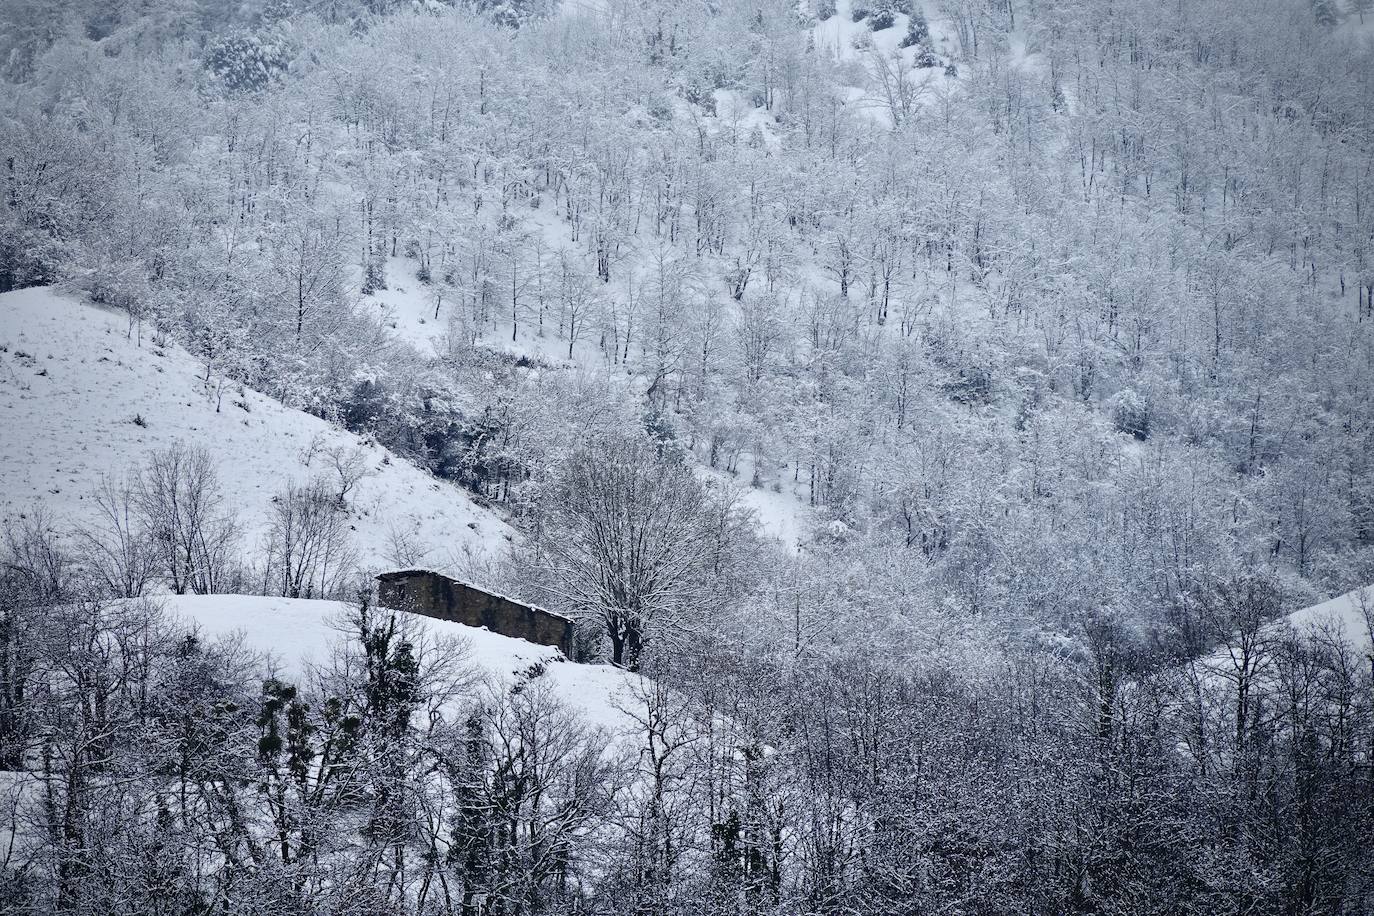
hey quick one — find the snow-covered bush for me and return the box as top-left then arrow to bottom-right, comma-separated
1110,387 -> 1152,440
0,225 -> 63,293
900,9 -> 930,47
204,32 -> 291,93
361,257 -> 387,294
471,0 -> 557,29
940,360 -> 994,405
66,257 -> 148,314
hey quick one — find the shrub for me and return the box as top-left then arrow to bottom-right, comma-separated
900,10 -> 930,47
1111,388 -> 1151,440
943,365 -> 993,405
205,32 -> 291,93
361,258 -> 386,294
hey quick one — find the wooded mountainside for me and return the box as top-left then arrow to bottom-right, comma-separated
3,0 -> 1374,912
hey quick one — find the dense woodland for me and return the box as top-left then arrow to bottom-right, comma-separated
3,0 -> 1374,912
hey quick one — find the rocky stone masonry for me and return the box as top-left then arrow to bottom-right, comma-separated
375,569 -> 575,659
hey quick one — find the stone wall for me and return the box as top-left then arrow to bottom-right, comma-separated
376,570 -> 575,659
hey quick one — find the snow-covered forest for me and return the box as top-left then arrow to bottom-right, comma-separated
2,0 -> 1374,911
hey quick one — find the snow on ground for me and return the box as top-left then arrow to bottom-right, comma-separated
736,479 -> 808,552
701,453 -> 811,553
359,257 -> 450,357
1284,584 -> 1374,654
812,0 -> 959,128
361,252 -> 607,367
1338,9 -> 1374,45
161,594 -> 641,736
0,286 -> 509,574
711,88 -> 782,151
1200,584 -> 1374,686
813,0 -> 884,62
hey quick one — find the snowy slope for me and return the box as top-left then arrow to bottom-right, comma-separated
0,286 -> 509,574
1200,584 -> 1374,685
360,253 -> 605,366
1283,584 -> 1374,653
359,258 -> 451,357
161,594 -> 640,735
813,1 -> 957,69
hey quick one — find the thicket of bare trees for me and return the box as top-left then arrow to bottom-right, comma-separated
262,478 -> 359,599
51,443 -> 367,605
2,514 -> 1371,914
2,0 -> 1374,909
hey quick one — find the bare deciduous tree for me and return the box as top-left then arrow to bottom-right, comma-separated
262,478 -> 358,599
530,435 -> 741,669
301,435 -> 374,508
133,443 -> 240,595
73,474 -> 157,598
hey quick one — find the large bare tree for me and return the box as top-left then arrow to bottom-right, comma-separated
531,436 -> 736,669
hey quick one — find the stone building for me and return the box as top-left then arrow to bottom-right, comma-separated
376,569 -> 575,659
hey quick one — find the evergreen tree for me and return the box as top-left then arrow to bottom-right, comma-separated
900,9 -> 930,47
204,31 -> 292,93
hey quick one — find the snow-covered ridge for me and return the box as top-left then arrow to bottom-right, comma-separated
1283,584 -> 1374,653
0,285 -> 508,574
160,593 -> 638,735
1199,584 -> 1374,686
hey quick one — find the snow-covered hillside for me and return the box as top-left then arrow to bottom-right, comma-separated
161,593 -> 639,734
1200,584 -> 1374,685
1284,584 -> 1374,653
0,286 -> 509,574
360,253 -> 603,366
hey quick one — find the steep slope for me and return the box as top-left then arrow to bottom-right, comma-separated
160,593 -> 640,735
0,286 -> 509,573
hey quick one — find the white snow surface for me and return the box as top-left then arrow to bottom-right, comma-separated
1200,584 -> 1374,686
0,286 -> 510,574
1283,584 -> 1374,653
360,258 -> 451,357
361,253 -> 602,367
161,593 -> 640,735
811,0 -> 959,129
